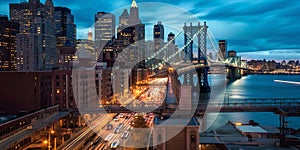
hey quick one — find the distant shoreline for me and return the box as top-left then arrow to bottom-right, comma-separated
208,73 -> 300,75
248,73 -> 300,75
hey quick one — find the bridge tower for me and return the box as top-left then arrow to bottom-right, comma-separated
183,22 -> 208,63
226,51 -> 242,79
183,22 -> 210,92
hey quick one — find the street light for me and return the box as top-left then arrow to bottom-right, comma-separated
224,93 -> 232,105
46,129 -> 56,150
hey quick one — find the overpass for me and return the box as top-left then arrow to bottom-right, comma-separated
77,98 -> 300,115
0,105 -> 70,150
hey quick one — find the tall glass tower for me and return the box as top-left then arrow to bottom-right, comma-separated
54,7 -> 76,47
10,0 -> 57,71
94,12 -> 116,52
153,21 -> 164,52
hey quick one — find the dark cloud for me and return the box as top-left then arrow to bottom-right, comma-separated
198,0 -> 298,22
195,0 -> 300,54
0,0 -> 299,60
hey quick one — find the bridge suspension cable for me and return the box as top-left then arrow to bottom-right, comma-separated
152,26 -> 205,69
207,29 -> 224,62
146,28 -> 184,63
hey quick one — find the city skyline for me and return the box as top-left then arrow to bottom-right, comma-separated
0,0 -> 300,61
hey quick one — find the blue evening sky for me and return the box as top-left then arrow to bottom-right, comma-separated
1,0 -> 300,61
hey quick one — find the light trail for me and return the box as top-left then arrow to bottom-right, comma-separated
274,80 -> 300,85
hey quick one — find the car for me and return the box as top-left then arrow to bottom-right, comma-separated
104,133 -> 114,142
114,127 -> 120,133
106,124 -> 113,130
127,126 -> 133,131
121,131 -> 129,139
119,113 -> 124,118
113,117 -> 119,122
111,140 -> 119,149
118,123 -> 123,128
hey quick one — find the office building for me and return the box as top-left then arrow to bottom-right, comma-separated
10,0 -> 57,71
129,0 -> 140,25
94,12 -> 115,52
168,32 -> 175,44
0,15 -> 19,71
167,32 -> 177,63
57,46 -> 77,70
0,70 -> 77,114
228,50 -> 237,57
88,31 -> 93,41
54,7 -> 76,47
76,39 -> 95,58
119,9 -> 130,28
154,21 -> 164,52
95,62 -> 113,104
116,24 -> 145,64
218,40 -> 227,61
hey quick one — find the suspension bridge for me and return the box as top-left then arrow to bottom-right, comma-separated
144,21 -> 252,94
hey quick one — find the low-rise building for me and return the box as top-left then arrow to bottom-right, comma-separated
153,117 -> 200,150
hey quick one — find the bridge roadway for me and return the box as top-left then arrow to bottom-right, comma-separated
78,98 -> 300,116
169,61 -> 251,76
0,111 -> 70,150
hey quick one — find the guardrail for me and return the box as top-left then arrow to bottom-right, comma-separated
0,105 -> 59,140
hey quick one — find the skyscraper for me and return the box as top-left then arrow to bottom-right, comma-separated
54,7 -> 76,47
154,21 -> 164,52
10,0 -> 57,71
94,12 -> 115,52
119,9 -> 130,28
116,0 -> 145,64
218,40 -> 227,61
0,15 -> 19,71
114,0 -> 146,88
129,0 -> 140,25
88,31 -> 93,41
168,32 -> 175,44
167,32 -> 176,62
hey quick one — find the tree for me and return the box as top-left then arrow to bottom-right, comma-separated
132,115 -> 148,128
128,114 -> 149,149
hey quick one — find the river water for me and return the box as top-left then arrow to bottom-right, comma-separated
205,74 -> 300,130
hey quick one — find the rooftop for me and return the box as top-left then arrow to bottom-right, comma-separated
154,116 -> 199,126
131,0 -> 138,8
236,125 -> 268,133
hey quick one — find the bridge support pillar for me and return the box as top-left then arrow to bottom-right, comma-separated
182,73 -> 190,85
241,69 -> 249,76
279,115 -> 287,147
196,67 -> 210,92
226,67 -> 241,79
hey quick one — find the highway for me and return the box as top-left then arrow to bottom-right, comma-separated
59,114 -> 116,150
129,77 -> 167,108
59,78 -> 166,150
78,112 -> 155,150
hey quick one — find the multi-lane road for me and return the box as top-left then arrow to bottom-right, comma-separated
50,78 -> 166,150
130,77 -> 167,108
76,112 -> 154,150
